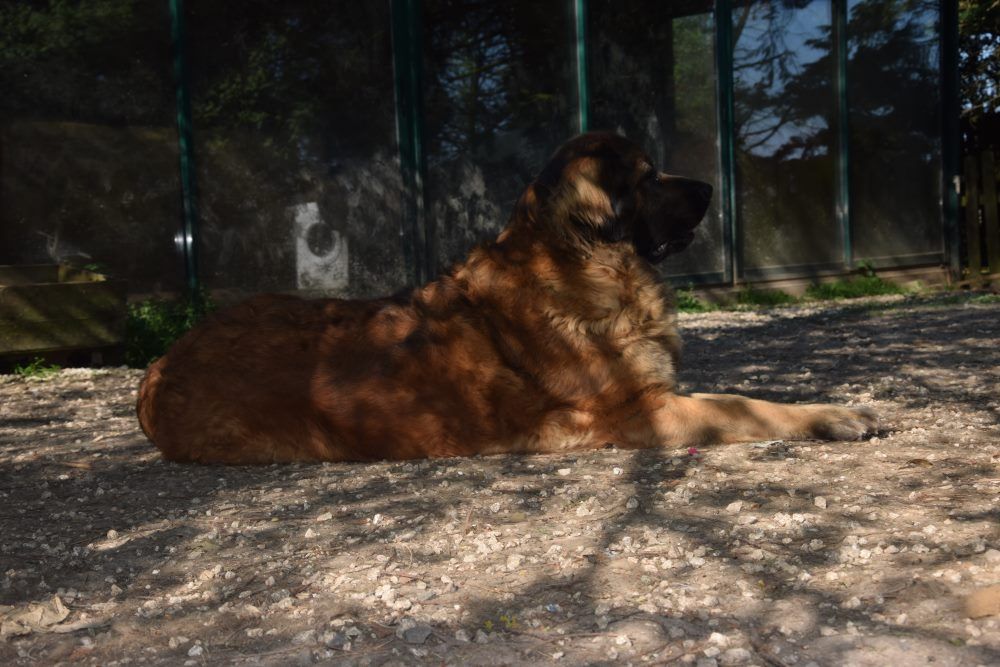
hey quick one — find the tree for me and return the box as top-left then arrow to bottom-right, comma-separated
959,0 -> 1000,149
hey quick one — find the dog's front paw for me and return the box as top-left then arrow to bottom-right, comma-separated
808,406 -> 879,441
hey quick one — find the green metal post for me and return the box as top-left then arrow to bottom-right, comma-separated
834,0 -> 852,269
391,0 -> 428,285
575,0 -> 590,133
940,0 -> 961,279
715,0 -> 738,283
169,0 -> 201,298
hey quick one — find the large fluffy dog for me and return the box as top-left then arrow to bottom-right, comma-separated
138,132 -> 876,463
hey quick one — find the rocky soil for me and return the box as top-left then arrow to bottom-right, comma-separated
1,293 -> 998,666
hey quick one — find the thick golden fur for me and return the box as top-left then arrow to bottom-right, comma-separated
137,132 -> 877,463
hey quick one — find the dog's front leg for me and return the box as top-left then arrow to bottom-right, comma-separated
616,392 -> 878,448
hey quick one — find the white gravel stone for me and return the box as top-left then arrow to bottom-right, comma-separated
709,632 -> 729,646
720,647 -> 752,665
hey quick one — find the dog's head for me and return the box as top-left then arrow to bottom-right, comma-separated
529,132 -> 712,263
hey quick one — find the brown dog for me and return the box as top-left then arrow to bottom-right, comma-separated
137,132 -> 876,463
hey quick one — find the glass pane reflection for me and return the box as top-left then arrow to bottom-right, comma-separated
422,0 -> 576,272
589,0 -> 723,279
187,1 -> 405,298
0,1 -> 183,293
733,0 -> 841,273
848,0 -> 942,263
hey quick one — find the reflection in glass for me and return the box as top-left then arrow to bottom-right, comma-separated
0,1 -> 183,293
589,0 -> 722,278
422,0 -> 576,272
848,0 -> 942,263
733,0 -> 840,273
186,2 -> 405,298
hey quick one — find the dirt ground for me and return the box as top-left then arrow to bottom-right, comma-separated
1,293 -> 999,666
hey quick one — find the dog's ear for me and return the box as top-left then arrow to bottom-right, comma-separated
571,175 -> 613,229
563,170 -> 630,243
512,183 -> 542,223
535,147 -> 636,245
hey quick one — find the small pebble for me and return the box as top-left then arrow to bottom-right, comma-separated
402,625 -> 433,644
720,647 -> 752,665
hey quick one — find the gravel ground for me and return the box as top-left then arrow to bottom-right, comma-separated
1,293 -> 999,666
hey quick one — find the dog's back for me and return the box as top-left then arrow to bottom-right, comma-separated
135,264 -> 561,463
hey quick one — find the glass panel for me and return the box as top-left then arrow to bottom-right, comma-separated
589,0 -> 724,279
848,0 -> 942,263
186,2 -> 405,299
0,1 -> 183,293
733,0 -> 841,273
422,0 -> 577,272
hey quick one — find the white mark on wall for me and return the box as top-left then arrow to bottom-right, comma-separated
293,202 -> 348,291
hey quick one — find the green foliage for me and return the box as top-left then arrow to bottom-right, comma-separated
482,614 -> 519,633
674,286 -> 715,313
0,0 -> 168,123
125,292 -> 212,368
498,613 -> 519,631
959,0 -> 1000,140
969,293 -> 1000,304
13,357 -> 61,378
805,274 -> 906,300
732,286 -> 798,308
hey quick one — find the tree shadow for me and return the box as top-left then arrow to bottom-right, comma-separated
1,291 -> 998,663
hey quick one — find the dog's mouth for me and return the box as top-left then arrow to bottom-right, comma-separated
647,232 -> 696,263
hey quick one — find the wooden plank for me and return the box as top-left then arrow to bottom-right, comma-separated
981,150 -> 1000,275
965,154 -> 983,284
0,265 -> 60,286
0,281 -> 126,324
0,317 -> 124,354
0,266 -> 126,354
